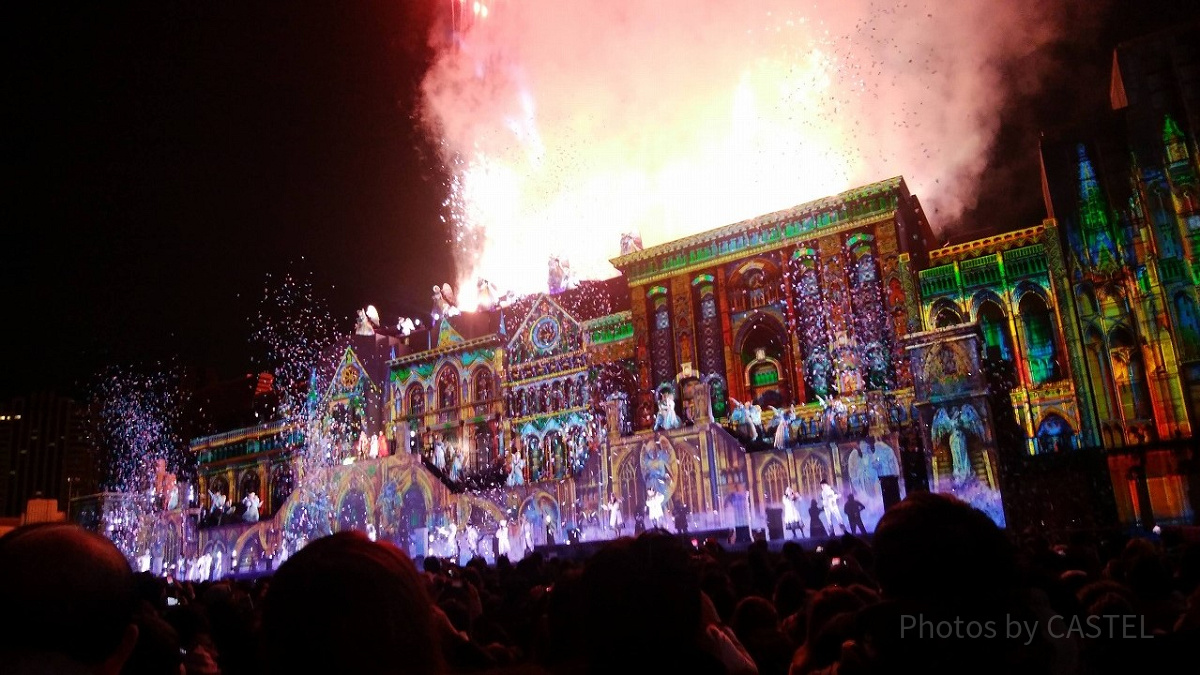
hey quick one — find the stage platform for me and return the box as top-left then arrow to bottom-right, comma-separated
531,527 -> 870,560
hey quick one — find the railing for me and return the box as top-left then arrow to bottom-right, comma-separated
959,254 -> 1002,288
919,265 -> 957,296
1158,257 -> 1190,285
1004,245 -> 1048,278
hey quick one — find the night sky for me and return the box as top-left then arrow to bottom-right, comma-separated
3,1 -> 1193,400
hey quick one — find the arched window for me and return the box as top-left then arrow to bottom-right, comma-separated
762,459 -> 789,506
436,366 -> 460,410
1035,414 -> 1076,454
1084,328 -> 1117,424
1110,327 -> 1153,422
651,304 -> 675,387
932,300 -> 963,328
744,269 -> 769,309
676,455 -> 701,512
525,434 -> 543,482
208,476 -> 230,507
730,261 -> 781,313
1076,286 -> 1099,317
848,243 -> 889,389
1099,285 -> 1130,321
1173,292 -> 1200,360
739,315 -> 790,406
238,470 -> 260,501
935,307 -> 959,328
574,375 -> 588,408
269,464 -> 293,514
545,430 -> 565,480
406,383 -> 425,416
798,456 -> 827,500
473,367 -> 494,403
1019,293 -> 1061,384
618,457 -> 640,520
977,300 -> 1013,361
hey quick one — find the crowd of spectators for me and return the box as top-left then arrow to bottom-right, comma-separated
2,492 -> 1198,674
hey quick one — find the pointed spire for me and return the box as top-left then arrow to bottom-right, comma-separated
1164,114 -> 1190,166
1075,143 -> 1119,271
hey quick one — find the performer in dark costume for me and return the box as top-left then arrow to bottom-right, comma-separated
808,498 -> 828,539
844,492 -> 868,536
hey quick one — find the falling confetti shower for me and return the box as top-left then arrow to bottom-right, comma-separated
88,361 -> 192,495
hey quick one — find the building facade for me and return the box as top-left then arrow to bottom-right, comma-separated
148,25 -> 1200,576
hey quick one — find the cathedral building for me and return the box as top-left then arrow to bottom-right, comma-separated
166,24 -> 1200,575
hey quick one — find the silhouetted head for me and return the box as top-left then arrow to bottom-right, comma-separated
730,595 -> 779,638
580,531 -> 705,668
262,531 -> 443,675
872,492 -> 1015,606
0,523 -> 139,674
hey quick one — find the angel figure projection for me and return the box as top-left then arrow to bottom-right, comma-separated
932,404 -> 986,482
641,437 -> 673,497
432,283 -> 460,318
355,308 -> 377,336
769,405 -> 797,449
476,278 -> 500,311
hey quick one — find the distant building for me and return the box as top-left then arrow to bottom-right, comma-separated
0,393 -> 98,518
0,497 -> 68,538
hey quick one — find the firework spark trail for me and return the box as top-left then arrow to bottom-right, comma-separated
421,0 -> 1081,306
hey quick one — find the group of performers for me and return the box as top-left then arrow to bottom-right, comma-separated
587,481 -> 868,542
728,398 -> 767,443
780,481 -> 868,538
493,516 -> 535,559
204,489 -> 262,525
652,389 -> 682,432
430,436 -> 466,482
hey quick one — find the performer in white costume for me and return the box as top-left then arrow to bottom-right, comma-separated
601,495 -> 624,536
448,447 -> 463,482
507,451 -> 525,487
209,490 -> 229,521
653,390 -> 681,431
819,480 -> 846,534
496,520 -> 511,558
521,516 -> 534,553
242,491 -> 262,523
782,486 -> 803,538
433,437 -> 447,471
645,488 -> 666,528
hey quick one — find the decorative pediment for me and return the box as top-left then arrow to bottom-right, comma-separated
436,318 -> 466,348
326,347 -> 377,402
505,295 -> 585,368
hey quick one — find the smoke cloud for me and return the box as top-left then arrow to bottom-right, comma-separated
420,0 -> 1081,303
